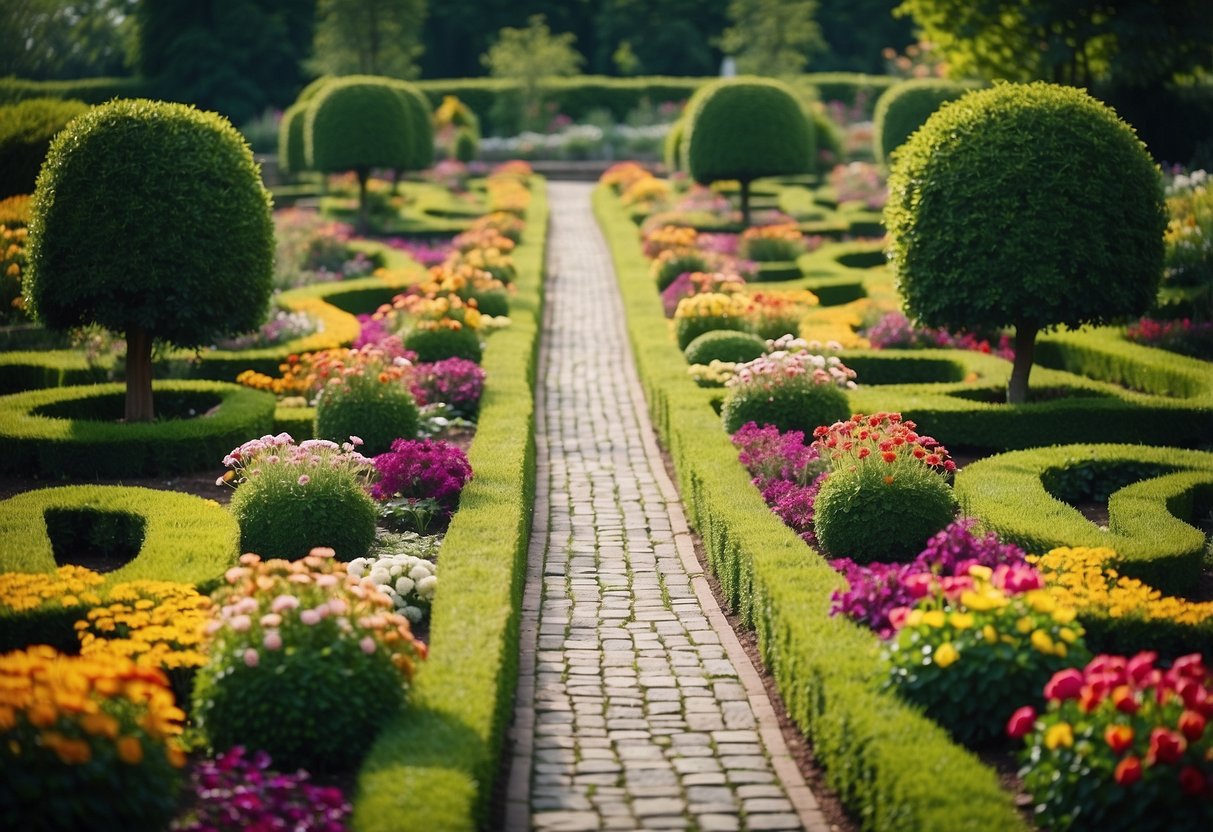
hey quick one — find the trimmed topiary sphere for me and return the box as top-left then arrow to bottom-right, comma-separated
391,80 -> 435,171
229,463 -> 378,561
675,317 -> 749,351
721,381 -> 849,436
314,382 -> 419,457
873,78 -> 975,166
663,118 -> 685,172
684,330 -> 768,365
278,100 -> 309,174
885,82 -> 1166,405
454,126 -> 478,163
813,462 -> 958,563
683,78 -> 812,224
0,97 -> 90,199
404,325 -> 483,363
305,77 -> 411,174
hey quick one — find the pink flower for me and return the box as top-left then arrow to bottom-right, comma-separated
300,609 -> 322,626
263,630 -> 283,651
229,615 -> 252,633
1006,706 -> 1036,739
359,637 -> 377,655
297,474 -> 310,486
260,613 -> 282,628
1045,669 -> 1085,701
243,648 -> 260,668
271,594 -> 300,614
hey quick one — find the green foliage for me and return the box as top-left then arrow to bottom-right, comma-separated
0,97 -> 89,199
720,377 -> 850,435
675,317 -> 750,351
664,118 -> 684,171
954,444 -> 1213,596
0,485 -> 238,585
481,14 -> 584,107
391,80 -> 435,171
684,330 -> 768,365
593,184 -> 1028,831
720,0 -> 825,77
453,127 -> 478,163
812,460 -> 957,563
229,464 -> 378,562
311,0 -> 425,80
314,382 -> 419,456
0,0 -> 136,81
685,78 -> 812,187
873,78 -> 973,165
404,325 -> 483,364
136,0 -> 316,124
278,101 -> 309,174
815,2 -> 915,74
305,77 -> 412,173
26,98 -> 274,349
0,380 -> 275,477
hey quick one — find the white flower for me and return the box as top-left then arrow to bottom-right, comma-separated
408,564 -> 431,582
395,576 -> 416,596
347,558 -> 368,578
403,606 -> 423,623
369,568 -> 391,585
416,575 -> 438,600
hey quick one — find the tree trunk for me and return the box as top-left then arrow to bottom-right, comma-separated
1007,323 -> 1038,405
125,327 -> 155,422
357,169 -> 370,235
740,180 -> 751,228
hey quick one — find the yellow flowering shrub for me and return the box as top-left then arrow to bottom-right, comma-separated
0,645 -> 186,828
467,211 -> 525,243
0,565 -> 104,614
485,175 -> 531,216
620,174 -> 671,210
75,581 -> 213,672
744,289 -> 819,340
0,195 -> 30,319
599,161 -> 650,194
642,224 -> 698,258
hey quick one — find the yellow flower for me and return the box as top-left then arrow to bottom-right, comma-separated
949,612 -> 974,630
922,610 -> 946,629
116,736 -> 144,765
1015,616 -> 1034,634
934,642 -> 959,668
982,624 -> 998,643
1045,722 -> 1074,750
1030,629 -> 1055,655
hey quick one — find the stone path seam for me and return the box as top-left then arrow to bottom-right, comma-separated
506,181 -> 830,832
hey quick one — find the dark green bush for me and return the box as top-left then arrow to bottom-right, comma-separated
306,77 -> 412,174
720,379 -> 849,436
314,382 -> 419,456
885,82 -> 1166,404
675,317 -> 749,351
664,119 -> 684,172
229,463 -> 378,561
278,101 -> 309,174
404,325 -> 483,363
812,460 -> 958,563
392,81 -> 435,171
0,76 -> 159,106
454,127 -> 478,163
684,78 -> 813,223
0,98 -> 90,199
873,78 -> 974,165
684,330 -> 768,365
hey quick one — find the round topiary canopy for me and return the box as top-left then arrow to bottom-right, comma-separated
278,100 -> 309,174
305,77 -> 412,173
873,78 -> 976,166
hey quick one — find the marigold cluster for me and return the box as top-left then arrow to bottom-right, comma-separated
599,161 -> 651,194
0,565 -> 104,613
76,581 -> 213,671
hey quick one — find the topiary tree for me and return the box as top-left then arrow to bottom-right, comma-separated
873,78 -> 975,166
384,79 -> 435,191
25,99 -> 273,423
0,98 -> 90,199
683,77 -> 812,225
663,117 -> 685,173
305,76 -> 411,232
277,100 -> 309,175
885,82 -> 1166,404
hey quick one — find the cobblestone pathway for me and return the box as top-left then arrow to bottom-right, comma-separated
505,182 -> 827,832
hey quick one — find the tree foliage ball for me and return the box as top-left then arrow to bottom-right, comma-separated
873,78 -> 974,165
685,78 -> 812,185
278,101 -> 309,174
684,330 -> 768,365
884,82 -> 1166,335
314,383 -> 420,457
25,99 -> 273,346
720,380 -> 850,436
305,77 -> 412,173
392,81 -> 435,170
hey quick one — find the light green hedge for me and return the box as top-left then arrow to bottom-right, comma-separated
353,182 -> 547,831
955,444 -> 1213,595
594,184 -> 1025,831
0,380 -> 275,476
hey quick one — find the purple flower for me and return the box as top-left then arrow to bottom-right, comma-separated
410,358 -> 486,418
372,439 -> 473,516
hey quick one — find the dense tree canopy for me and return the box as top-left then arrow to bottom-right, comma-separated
311,0 -> 426,79
0,0 -> 136,80
719,0 -> 825,77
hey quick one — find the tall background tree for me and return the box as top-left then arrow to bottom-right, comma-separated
719,0 -> 825,76
814,0 -> 915,73
135,0 -> 315,124
311,0 -> 426,79
481,15 -> 584,130
590,0 -> 729,76
0,0 -> 137,80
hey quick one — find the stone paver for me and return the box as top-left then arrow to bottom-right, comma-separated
506,182 -> 828,831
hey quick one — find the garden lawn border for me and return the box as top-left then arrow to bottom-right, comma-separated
0,380 -> 275,477
955,443 -> 1213,595
594,184 -> 1026,831
352,180 -> 547,831
0,485 -> 239,652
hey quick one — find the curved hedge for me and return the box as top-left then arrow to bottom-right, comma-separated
0,380 -> 275,476
872,78 -> 974,165
955,444 -> 1213,595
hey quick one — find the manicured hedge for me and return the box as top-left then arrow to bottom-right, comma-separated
0,350 -> 111,394
594,185 -> 1026,831
353,183 -> 547,831
0,76 -> 161,106
955,444 -> 1213,596
0,380 -> 275,476
0,485 -> 239,652
873,78 -> 976,165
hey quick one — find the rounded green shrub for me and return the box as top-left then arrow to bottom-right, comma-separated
469,287 -> 509,317
675,317 -> 748,351
26,98 -> 274,422
305,77 -> 412,174
0,98 -> 90,199
683,78 -> 812,222
684,330 -> 767,364
885,82 -> 1166,404
277,100 -> 309,174
663,118 -> 685,172
873,78 -> 974,165
314,381 -> 419,457
296,75 -> 335,104
229,462 -> 378,562
391,81 -> 435,171
811,106 -> 844,172
721,379 -> 849,436
454,127 -> 478,163
652,249 -> 713,291
813,461 -> 958,563
404,325 -> 483,363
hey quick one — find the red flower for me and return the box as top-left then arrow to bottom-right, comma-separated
1172,654 -> 1206,680
1179,766 -> 1207,796
881,451 -> 897,463
857,448 -> 871,459
1105,724 -> 1134,755
1114,756 -> 1142,786
1179,709 -> 1207,742
1044,669 -> 1085,702
1128,651 -> 1159,687
1006,706 -> 1037,739
1146,728 -> 1187,766
1112,685 -> 1139,715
